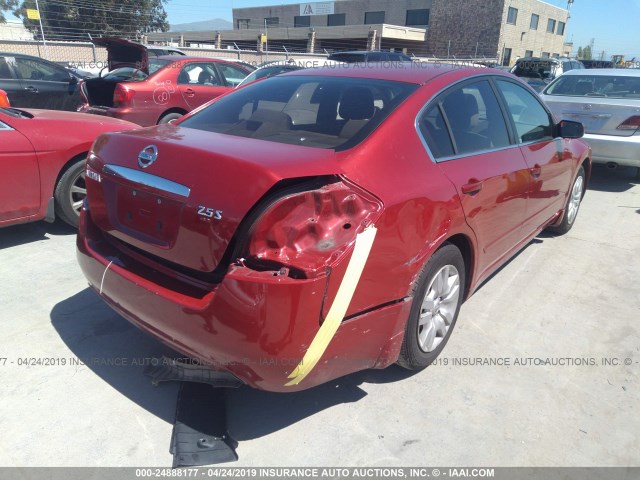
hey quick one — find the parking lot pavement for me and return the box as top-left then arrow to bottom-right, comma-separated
0,165 -> 638,467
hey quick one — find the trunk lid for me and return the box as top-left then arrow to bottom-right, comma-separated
87,125 -> 342,272
544,95 -> 640,137
92,37 -> 149,74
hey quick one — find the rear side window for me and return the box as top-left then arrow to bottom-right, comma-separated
545,75 -> 640,99
179,75 -> 417,150
419,104 -> 454,159
496,80 -> 553,143
421,80 -> 510,158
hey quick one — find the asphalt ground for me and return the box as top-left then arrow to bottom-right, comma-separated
0,164 -> 638,467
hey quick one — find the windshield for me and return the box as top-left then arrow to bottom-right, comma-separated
544,74 -> 640,98
179,75 -> 418,150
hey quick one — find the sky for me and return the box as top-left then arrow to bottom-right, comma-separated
4,0 -> 640,58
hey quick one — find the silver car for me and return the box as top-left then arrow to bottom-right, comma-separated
540,69 -> 640,173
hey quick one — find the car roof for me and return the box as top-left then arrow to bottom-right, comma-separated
331,51 -> 374,55
559,68 -> 640,77
283,63 -> 499,85
517,56 -> 582,63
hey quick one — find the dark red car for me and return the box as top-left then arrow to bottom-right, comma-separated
79,38 -> 253,126
0,106 -> 137,228
77,65 -> 590,392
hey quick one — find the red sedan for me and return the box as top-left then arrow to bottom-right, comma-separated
79,38 -> 253,126
0,106 -> 137,228
77,65 -> 591,392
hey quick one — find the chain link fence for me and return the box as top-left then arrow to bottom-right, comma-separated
1,38 -> 499,69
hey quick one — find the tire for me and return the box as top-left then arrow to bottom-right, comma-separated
397,243 -> 465,371
158,112 -> 183,124
54,158 -> 86,228
548,166 -> 585,235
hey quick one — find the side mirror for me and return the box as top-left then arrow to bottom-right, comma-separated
69,74 -> 79,85
558,120 -> 584,139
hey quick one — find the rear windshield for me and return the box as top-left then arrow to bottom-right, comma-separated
104,59 -> 170,82
328,53 -> 367,63
240,65 -> 301,86
179,75 -> 418,150
544,75 -> 640,98
512,60 -> 558,80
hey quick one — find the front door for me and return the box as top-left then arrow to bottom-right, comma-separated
418,79 -> 532,278
13,56 -> 80,111
0,120 -> 41,223
495,79 -> 572,235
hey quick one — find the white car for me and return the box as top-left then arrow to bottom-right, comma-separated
540,68 -> 640,176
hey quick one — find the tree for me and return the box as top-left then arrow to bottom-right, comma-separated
582,45 -> 592,60
0,0 -> 19,23
2,0 -> 169,40
577,46 -> 583,59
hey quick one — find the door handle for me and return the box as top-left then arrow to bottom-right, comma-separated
529,165 -> 542,178
24,86 -> 39,93
461,181 -> 483,195
184,88 -> 195,97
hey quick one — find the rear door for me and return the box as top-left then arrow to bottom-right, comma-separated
495,79 -> 571,232
177,62 -> 228,110
0,117 -> 41,223
418,79 -> 531,277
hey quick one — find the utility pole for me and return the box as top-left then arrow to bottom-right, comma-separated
264,18 -> 268,61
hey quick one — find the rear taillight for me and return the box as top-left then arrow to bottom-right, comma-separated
617,116 -> 640,131
0,90 -> 10,107
113,84 -> 134,107
243,180 -> 381,278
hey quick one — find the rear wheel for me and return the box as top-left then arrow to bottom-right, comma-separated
54,158 -> 86,228
158,112 -> 183,124
397,243 -> 465,371
549,166 -> 585,235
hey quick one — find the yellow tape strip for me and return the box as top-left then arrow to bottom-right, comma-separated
285,225 -> 377,386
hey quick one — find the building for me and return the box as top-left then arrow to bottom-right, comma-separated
148,0 -> 569,63
497,0 -> 570,65
0,21 -> 34,41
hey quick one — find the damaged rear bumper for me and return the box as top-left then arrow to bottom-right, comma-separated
77,209 -> 410,392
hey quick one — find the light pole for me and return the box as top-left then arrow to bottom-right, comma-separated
34,0 -> 47,56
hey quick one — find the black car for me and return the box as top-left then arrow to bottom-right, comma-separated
580,59 -> 615,69
509,56 -> 584,92
0,53 -> 84,111
328,50 -> 412,63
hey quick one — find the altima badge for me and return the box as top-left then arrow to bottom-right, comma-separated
138,145 -> 158,168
